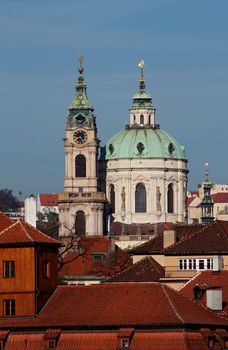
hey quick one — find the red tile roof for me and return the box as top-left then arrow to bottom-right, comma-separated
131,224 -> 204,255
0,220 -> 61,246
212,192 -> 228,203
0,212 -> 13,232
5,333 -> 44,349
25,283 -> 228,328
105,256 -> 164,283
131,331 -> 207,350
164,221 -> 228,255
179,270 -> 228,317
59,237 -> 131,278
39,193 -> 58,206
57,332 -> 118,350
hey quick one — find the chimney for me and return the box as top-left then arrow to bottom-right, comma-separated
206,288 -> 222,311
163,230 -> 176,249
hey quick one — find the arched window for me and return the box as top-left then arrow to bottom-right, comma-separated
140,114 -> 144,125
109,184 -> 115,213
167,184 -> 174,213
133,115 -> 136,124
75,154 -> 86,177
75,211 -> 86,236
148,115 -> 151,125
135,183 -> 147,213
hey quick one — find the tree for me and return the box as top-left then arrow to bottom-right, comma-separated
0,189 -> 19,212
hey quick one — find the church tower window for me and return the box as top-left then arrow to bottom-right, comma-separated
75,211 -> 86,236
110,184 -> 115,213
135,183 -> 147,213
167,184 -> 174,213
140,114 -> 144,125
75,154 -> 86,177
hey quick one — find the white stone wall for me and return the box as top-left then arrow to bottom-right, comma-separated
106,157 -> 188,225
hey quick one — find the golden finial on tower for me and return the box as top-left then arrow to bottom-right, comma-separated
205,161 -> 209,181
138,59 -> 145,69
138,59 -> 145,92
77,55 -> 84,75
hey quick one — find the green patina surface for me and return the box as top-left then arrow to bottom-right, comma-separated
105,128 -> 186,160
67,75 -> 94,128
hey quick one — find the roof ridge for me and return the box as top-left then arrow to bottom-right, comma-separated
105,256 -> 148,282
163,223 -> 210,252
0,220 -> 18,236
147,256 -> 164,275
178,271 -> 201,292
19,220 -> 34,241
22,220 -> 60,243
161,284 -> 185,324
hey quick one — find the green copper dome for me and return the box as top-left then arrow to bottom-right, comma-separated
106,128 -> 185,160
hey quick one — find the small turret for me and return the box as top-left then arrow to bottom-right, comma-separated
201,161 -> 214,224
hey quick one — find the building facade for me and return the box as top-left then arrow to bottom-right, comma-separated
59,60 -> 188,237
105,61 -> 188,226
58,60 -> 106,236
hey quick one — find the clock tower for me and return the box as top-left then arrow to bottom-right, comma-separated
58,57 -> 106,237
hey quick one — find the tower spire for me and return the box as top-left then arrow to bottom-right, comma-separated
204,161 -> 209,182
138,59 -> 146,92
201,161 -> 214,224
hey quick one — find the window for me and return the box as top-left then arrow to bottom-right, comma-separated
135,183 -> 147,213
110,184 -> 115,213
3,261 -> 15,278
167,184 -> 174,213
3,299 -> 15,317
48,340 -> 56,349
148,114 -> 151,125
43,261 -> 50,278
179,258 -> 213,271
208,337 -> 215,348
92,253 -> 106,262
122,339 -> 129,347
75,154 -> 86,177
140,114 -> 144,125
75,211 -> 86,236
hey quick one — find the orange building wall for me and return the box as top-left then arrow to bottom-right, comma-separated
0,247 -> 35,292
37,247 -> 59,311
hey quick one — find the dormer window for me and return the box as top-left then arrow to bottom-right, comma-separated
140,114 -> 144,125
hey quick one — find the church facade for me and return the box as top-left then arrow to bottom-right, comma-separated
59,59 -> 188,236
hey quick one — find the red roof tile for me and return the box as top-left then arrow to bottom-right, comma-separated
59,237 -> 131,278
131,331 -> 204,350
39,193 -> 58,206
179,270 -> 228,317
0,220 -> 61,246
212,193 -> 228,203
164,221 -> 228,255
27,283 -> 228,328
57,332 -> 118,350
0,212 -> 13,232
5,333 -> 44,350
105,256 -> 164,283
131,224 -> 204,255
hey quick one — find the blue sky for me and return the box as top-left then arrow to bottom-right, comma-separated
0,0 -> 228,198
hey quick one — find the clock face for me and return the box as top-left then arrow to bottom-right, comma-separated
73,130 -> 88,144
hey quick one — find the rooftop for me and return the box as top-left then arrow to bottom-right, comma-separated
0,219 -> 61,246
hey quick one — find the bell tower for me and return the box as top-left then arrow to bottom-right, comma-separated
58,57 -> 106,237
